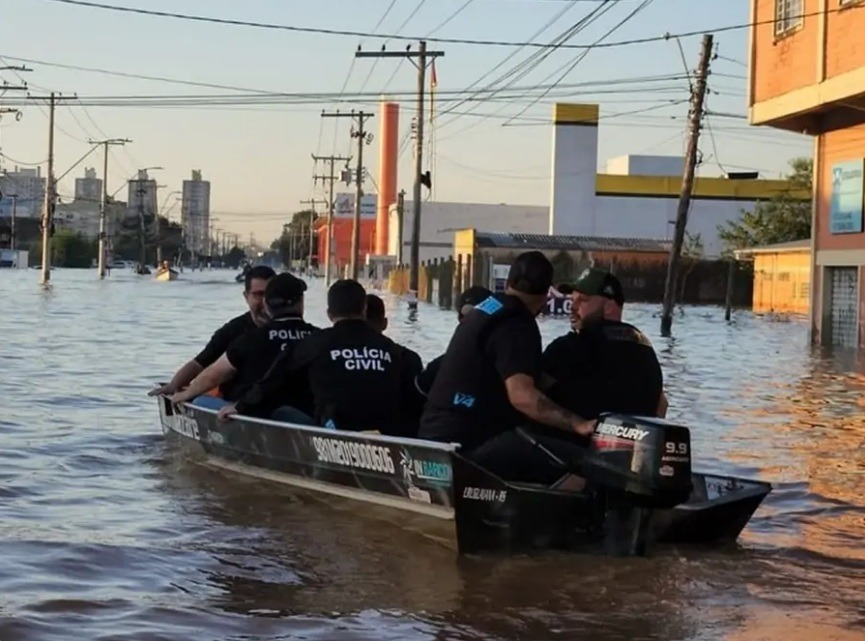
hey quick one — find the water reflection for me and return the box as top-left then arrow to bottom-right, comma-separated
0,270 -> 863,640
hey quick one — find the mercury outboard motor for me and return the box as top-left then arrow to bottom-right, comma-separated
580,413 -> 694,556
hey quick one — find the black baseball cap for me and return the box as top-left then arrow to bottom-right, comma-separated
506,251 -> 554,295
265,272 -> 307,315
457,286 -> 493,319
572,267 -> 625,306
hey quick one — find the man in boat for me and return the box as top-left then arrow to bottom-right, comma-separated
219,279 -> 418,436
167,272 -> 318,411
413,285 -> 493,398
418,251 -> 596,485
365,293 -> 425,434
147,265 -> 276,398
542,267 -> 668,420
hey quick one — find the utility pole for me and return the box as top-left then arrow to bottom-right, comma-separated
312,153 -> 352,285
660,34 -> 713,337
321,110 -> 374,280
90,138 -> 131,279
395,190 -> 406,265
40,93 -> 57,285
299,198 -> 322,272
9,194 -> 18,251
356,41 -> 444,307
27,93 -> 75,285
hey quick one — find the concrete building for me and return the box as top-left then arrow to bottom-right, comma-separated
547,103 -> 806,258
127,169 -> 158,224
0,166 -> 45,219
181,170 -> 211,256
386,200 -> 548,265
748,0 -> 865,347
369,102 -> 806,269
75,167 -> 102,204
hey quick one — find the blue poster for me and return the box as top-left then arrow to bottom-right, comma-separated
830,160 -> 865,234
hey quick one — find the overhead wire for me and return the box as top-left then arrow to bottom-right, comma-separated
41,0 -> 864,50
503,0 -> 657,125
432,1 -> 619,137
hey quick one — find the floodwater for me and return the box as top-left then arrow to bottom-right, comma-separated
0,268 -> 863,641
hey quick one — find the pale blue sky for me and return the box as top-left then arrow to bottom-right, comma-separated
0,0 -> 812,241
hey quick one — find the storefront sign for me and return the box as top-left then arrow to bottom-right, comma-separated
830,160 -> 865,234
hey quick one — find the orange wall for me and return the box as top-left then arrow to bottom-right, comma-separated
815,121 -> 865,251
825,2 -> 865,78
317,218 -> 376,270
751,1 -> 865,106
751,0 -> 818,104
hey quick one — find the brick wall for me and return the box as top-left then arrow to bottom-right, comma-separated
751,0 -> 819,104
825,1 -> 865,78
815,119 -> 865,250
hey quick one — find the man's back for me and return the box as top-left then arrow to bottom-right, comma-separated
543,319 -> 662,419
420,293 -> 542,450
294,318 -> 408,433
225,317 -> 318,401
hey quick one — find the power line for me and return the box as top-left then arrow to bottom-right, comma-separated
41,0 -> 864,50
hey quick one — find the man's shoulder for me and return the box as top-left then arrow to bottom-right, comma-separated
216,312 -> 254,336
543,331 -> 578,354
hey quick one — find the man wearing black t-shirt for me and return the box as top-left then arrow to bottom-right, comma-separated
365,293 -> 425,435
148,265 -> 276,397
418,251 -> 595,484
414,285 -> 492,399
169,272 -> 317,409
542,267 -> 668,420
220,279 -> 417,436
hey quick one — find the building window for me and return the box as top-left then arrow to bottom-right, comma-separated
778,272 -> 791,282
774,0 -> 803,37
840,0 -> 864,8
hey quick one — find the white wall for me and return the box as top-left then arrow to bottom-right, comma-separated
392,200 -> 547,262
592,196 -> 752,258
549,121 -> 598,236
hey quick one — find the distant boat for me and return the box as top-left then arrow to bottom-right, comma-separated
155,267 -> 179,282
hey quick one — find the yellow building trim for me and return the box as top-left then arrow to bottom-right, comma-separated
749,64 -> 865,126
453,228 -> 476,260
595,174 -> 809,201
553,103 -> 599,126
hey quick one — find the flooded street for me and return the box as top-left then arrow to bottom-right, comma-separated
0,269 -> 863,640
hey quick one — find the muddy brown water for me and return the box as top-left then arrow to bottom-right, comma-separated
1,269 -> 863,640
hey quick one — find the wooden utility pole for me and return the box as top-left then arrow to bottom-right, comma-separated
8,194 -> 18,251
90,138 -> 131,279
312,153 -> 352,285
321,110 -> 373,280
26,93 -> 76,284
299,198 -> 322,272
41,93 -> 57,285
660,34 -> 713,337
356,41 -> 444,308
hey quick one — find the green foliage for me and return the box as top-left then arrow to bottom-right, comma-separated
271,209 -> 318,267
718,157 -> 812,253
28,229 -> 97,268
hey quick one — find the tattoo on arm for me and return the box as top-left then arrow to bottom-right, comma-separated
534,391 -> 583,432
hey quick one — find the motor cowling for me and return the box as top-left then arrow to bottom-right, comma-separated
581,413 -> 693,509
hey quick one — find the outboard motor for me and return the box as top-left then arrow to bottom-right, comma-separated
580,413 -> 694,556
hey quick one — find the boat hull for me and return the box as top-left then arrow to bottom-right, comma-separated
156,398 -> 771,556
155,269 -> 178,282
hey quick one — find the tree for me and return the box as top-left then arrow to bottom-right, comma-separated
29,229 -> 96,268
718,157 -> 812,252
271,209 -> 318,267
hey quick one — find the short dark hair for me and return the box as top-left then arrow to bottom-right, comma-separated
365,294 -> 386,323
506,251 -> 553,295
244,265 -> 276,292
328,279 -> 367,317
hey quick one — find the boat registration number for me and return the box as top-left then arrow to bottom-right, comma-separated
174,414 -> 201,441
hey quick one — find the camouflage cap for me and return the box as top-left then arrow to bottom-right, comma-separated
572,267 -> 625,306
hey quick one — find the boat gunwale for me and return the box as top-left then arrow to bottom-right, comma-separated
175,401 -> 463,452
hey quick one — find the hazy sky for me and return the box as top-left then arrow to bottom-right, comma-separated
0,0 -> 812,243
